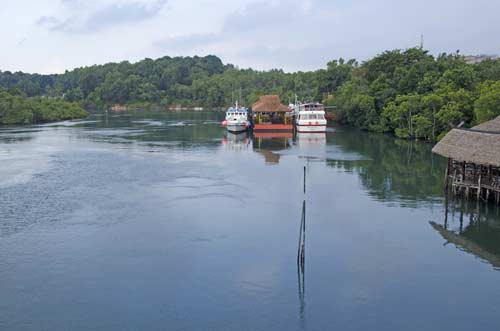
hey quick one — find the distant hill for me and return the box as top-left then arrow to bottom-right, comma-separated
1,49 -> 500,140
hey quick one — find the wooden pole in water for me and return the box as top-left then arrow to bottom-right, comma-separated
303,166 -> 306,194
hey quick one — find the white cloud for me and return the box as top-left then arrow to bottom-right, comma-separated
0,0 -> 499,74
36,0 -> 168,33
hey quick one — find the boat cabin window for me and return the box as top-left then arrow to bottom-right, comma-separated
300,113 -> 325,120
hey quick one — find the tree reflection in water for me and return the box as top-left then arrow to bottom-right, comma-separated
326,127 -> 447,207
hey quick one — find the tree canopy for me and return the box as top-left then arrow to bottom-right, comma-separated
0,89 -> 87,125
1,50 -> 499,138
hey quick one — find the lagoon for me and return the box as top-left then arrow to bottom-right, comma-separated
1,111 -> 499,330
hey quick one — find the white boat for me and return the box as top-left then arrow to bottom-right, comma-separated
291,102 -> 327,133
222,102 -> 250,133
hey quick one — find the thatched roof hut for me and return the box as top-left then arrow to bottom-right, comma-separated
432,115 -> 500,167
252,95 -> 290,113
471,115 -> 500,132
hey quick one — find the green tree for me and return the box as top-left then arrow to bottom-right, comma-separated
474,80 -> 500,123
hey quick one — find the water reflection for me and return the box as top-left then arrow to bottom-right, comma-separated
3,111 -> 500,330
326,127 -> 447,206
296,132 -> 326,146
252,133 -> 292,165
431,197 -> 500,269
297,199 -> 306,319
295,132 -> 327,163
222,132 -> 250,151
0,130 -> 37,144
76,111 -> 225,148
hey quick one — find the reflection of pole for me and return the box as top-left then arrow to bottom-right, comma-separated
459,199 -> 464,234
297,199 -> 306,316
297,200 -> 306,268
444,191 -> 449,229
297,165 -> 307,318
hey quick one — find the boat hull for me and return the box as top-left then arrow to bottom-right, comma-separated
296,124 -> 327,133
227,123 -> 247,133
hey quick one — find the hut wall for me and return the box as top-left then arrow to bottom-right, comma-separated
449,159 -> 500,203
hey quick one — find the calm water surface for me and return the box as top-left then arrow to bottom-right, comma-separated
1,111 -> 500,330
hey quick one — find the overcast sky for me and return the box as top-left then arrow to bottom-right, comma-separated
1,0 -> 499,74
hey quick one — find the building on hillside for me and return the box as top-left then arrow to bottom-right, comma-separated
464,54 -> 499,64
432,115 -> 500,203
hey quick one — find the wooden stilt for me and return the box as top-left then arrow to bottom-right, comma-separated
478,165 -> 482,200
444,158 -> 450,192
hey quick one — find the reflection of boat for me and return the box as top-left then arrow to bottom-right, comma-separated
222,102 -> 250,133
291,102 -> 327,133
296,132 -> 326,144
296,132 -> 326,161
222,132 -> 250,151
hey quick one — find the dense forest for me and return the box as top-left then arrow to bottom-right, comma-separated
0,89 -> 87,125
0,49 -> 499,139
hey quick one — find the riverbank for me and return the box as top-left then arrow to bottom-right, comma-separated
0,89 -> 87,125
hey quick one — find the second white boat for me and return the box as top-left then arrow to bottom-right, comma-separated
292,102 -> 327,133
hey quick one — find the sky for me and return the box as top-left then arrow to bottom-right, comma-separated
1,0 -> 499,74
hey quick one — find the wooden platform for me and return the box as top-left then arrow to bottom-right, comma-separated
253,124 -> 293,132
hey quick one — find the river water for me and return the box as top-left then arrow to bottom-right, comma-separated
1,111 -> 499,330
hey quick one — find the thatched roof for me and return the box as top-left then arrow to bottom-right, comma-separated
252,95 -> 290,113
471,115 -> 500,131
432,115 -> 500,167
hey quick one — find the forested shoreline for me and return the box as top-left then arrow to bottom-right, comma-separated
0,89 -> 87,125
1,49 -> 499,138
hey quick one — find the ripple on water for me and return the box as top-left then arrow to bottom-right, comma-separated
0,146 -> 55,188
132,120 -> 164,126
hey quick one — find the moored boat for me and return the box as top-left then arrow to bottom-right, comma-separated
292,102 -> 327,133
222,102 -> 250,133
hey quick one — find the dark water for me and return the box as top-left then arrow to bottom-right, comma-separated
1,111 -> 500,330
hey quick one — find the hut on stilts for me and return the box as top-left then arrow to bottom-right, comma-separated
432,115 -> 500,204
251,95 -> 293,132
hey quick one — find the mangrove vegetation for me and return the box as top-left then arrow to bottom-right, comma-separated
0,48 -> 499,137
0,89 -> 87,125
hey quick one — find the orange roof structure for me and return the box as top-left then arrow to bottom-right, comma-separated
252,95 -> 290,113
